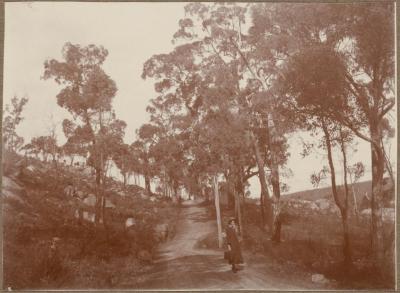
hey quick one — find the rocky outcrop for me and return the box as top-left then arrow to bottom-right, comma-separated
361,208 -> 394,222
285,198 -> 340,215
2,176 -> 24,202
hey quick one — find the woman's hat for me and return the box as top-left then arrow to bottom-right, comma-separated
228,217 -> 236,224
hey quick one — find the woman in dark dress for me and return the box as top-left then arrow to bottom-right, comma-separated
225,218 -> 243,273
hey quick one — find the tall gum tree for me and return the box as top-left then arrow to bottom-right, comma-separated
43,42 -> 119,224
280,2 -> 395,269
340,4 -> 395,270
142,22 -> 257,234
165,3 -> 294,239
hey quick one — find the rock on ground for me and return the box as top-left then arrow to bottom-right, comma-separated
311,274 -> 329,284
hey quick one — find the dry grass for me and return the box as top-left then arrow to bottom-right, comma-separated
241,202 -> 395,289
3,159 -> 180,290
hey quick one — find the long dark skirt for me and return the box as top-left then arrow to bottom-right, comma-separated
226,227 -> 243,265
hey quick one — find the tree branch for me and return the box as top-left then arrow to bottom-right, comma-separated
345,73 -> 371,115
379,99 -> 395,120
243,170 -> 259,181
228,36 -> 265,89
340,118 -> 380,149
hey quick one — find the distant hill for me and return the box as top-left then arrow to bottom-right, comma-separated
244,181 -> 374,204
282,178 -> 394,209
282,180 -> 373,202
243,181 -> 373,205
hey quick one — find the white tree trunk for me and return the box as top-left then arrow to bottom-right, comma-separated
349,174 -> 359,216
214,176 -> 223,248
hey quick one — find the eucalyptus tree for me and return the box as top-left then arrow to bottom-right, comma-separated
131,123 -> 162,195
62,119 -> 87,165
143,6 -> 266,235
279,2 -> 395,268
169,2 -> 299,240
43,42 -> 124,225
347,162 -> 365,216
62,139 -> 87,166
113,143 -> 136,187
24,135 -> 58,163
340,5 -> 395,268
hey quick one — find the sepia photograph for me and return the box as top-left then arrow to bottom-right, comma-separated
2,1 -> 397,290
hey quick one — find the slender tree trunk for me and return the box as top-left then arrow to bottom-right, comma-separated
270,165 -> 281,242
322,123 -> 340,204
228,189 -> 234,209
381,138 -> 394,185
167,184 -> 171,198
163,172 -> 167,197
202,185 -> 209,202
370,123 -> 385,270
126,173 -> 131,186
249,131 -> 272,231
94,146 -> 103,226
123,173 -> 127,187
349,174 -> 359,217
173,184 -> 179,204
340,209 -> 351,265
214,176 -> 223,248
322,122 -> 351,264
94,167 -> 102,225
235,168 -> 246,236
266,115 -> 282,242
339,129 -> 352,265
234,186 -> 243,237
9,131 -> 14,153
145,175 -> 151,195
260,190 -> 266,229
101,194 -> 106,226
239,168 -> 247,226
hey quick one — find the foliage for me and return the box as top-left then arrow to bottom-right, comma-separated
23,135 -> 59,161
2,95 -> 28,152
43,43 -> 120,176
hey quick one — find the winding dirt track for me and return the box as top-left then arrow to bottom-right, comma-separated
133,200 -> 317,290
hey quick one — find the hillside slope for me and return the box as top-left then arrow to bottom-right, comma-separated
2,158 -> 181,289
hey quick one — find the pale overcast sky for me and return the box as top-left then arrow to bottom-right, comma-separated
4,2 -> 396,194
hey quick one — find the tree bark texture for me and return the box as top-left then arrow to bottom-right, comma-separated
339,129 -> 352,264
266,115 -> 282,242
370,123 -> 385,269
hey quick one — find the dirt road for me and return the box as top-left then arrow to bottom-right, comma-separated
133,200 -> 319,290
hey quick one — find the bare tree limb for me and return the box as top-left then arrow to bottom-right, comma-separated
379,99 -> 395,120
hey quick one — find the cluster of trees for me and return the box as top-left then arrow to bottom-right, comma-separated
4,2 -> 393,272
40,43 -> 186,226
42,43 -> 138,224
137,2 -> 395,270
